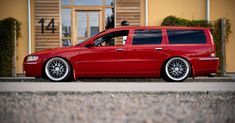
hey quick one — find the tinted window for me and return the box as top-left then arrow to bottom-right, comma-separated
95,30 -> 129,46
167,30 -> 206,44
132,29 -> 162,45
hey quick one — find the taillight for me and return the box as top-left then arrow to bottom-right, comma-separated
207,29 -> 216,56
211,44 -> 216,55
210,53 -> 216,57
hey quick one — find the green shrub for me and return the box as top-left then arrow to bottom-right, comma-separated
211,18 -> 231,74
161,15 -> 231,75
0,17 -> 21,76
161,15 -> 210,27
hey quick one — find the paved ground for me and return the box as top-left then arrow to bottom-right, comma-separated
0,77 -> 234,123
0,92 -> 234,123
0,82 -> 235,92
0,76 -> 235,82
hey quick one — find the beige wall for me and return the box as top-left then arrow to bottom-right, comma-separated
0,0 -> 29,74
0,0 -> 234,74
148,0 -> 235,72
211,0 -> 235,73
148,0 -> 206,26
140,0 -> 146,26
31,0 -> 36,54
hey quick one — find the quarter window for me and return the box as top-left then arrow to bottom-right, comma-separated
132,30 -> 162,45
167,30 -> 207,44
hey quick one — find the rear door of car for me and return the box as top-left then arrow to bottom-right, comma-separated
126,28 -> 168,77
164,28 -> 213,73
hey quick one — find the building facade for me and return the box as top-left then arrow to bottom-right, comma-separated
0,0 -> 234,75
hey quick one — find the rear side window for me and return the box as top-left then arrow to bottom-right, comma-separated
132,29 -> 162,45
167,29 -> 207,44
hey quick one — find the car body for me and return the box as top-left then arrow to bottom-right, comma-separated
23,26 -> 219,82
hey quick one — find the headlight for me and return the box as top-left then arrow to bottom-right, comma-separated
27,55 -> 39,62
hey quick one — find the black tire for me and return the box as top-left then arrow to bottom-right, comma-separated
44,57 -> 71,82
162,57 -> 191,82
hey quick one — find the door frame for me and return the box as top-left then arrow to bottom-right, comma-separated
71,8 -> 104,45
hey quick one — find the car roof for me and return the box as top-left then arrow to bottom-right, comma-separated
106,26 -> 209,31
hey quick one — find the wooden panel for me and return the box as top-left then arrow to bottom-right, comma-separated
34,0 -> 60,51
115,0 -> 140,27
115,0 -> 140,45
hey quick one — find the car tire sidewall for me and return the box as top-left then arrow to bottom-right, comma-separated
45,57 -> 71,82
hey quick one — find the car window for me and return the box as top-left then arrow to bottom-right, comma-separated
167,29 -> 207,44
77,30 -> 106,46
94,30 -> 129,47
132,29 -> 162,45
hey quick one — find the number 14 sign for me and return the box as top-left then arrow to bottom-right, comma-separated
39,18 -> 56,33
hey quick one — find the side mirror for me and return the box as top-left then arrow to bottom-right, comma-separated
85,42 -> 95,48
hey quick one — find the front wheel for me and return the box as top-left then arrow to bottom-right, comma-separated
45,57 -> 71,82
162,57 -> 191,82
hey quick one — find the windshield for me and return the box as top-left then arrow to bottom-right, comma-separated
76,30 -> 106,46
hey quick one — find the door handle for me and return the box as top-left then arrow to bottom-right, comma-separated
116,48 -> 124,51
155,48 -> 163,51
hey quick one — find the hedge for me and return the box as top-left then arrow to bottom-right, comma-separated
161,15 -> 231,75
161,15 -> 211,27
0,17 -> 21,76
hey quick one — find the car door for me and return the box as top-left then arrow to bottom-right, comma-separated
77,30 -> 130,77
126,29 -> 168,77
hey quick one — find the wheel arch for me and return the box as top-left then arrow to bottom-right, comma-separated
160,56 -> 195,78
41,56 -> 75,80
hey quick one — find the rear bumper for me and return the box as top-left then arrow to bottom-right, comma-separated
208,73 -> 216,77
193,57 -> 219,76
198,57 -> 219,61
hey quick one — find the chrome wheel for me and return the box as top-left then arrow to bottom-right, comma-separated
45,57 -> 70,81
165,57 -> 190,81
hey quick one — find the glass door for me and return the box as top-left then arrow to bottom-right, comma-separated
76,11 -> 101,43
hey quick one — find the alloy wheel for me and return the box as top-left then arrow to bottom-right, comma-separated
45,57 -> 70,81
165,57 -> 190,81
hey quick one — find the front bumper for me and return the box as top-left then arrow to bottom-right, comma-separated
23,60 -> 44,78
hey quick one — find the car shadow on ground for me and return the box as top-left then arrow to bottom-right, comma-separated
0,77 -> 235,82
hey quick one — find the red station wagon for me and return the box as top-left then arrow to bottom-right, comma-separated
23,26 -> 219,82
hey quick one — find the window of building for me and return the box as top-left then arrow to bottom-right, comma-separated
106,0 -> 114,6
61,0 -> 70,5
167,30 -> 207,44
61,9 -> 71,46
105,8 -> 114,29
132,30 -> 162,45
95,30 -> 129,46
74,0 -> 102,6
61,0 -> 114,46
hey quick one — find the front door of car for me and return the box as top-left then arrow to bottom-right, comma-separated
77,30 -> 130,76
126,29 -> 167,76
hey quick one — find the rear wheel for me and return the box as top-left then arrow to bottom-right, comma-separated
45,57 -> 71,82
162,57 -> 191,82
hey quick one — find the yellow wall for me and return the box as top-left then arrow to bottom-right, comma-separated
148,0 -> 206,26
0,0 -> 234,74
31,0 -> 36,54
211,0 -> 235,73
148,0 -> 235,72
140,0 -> 146,26
0,0 -> 28,74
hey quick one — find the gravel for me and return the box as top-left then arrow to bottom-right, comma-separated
0,92 -> 234,123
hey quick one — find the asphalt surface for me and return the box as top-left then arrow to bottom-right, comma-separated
0,82 -> 235,92
1,77 -> 235,82
0,92 -> 234,123
0,78 -> 234,123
